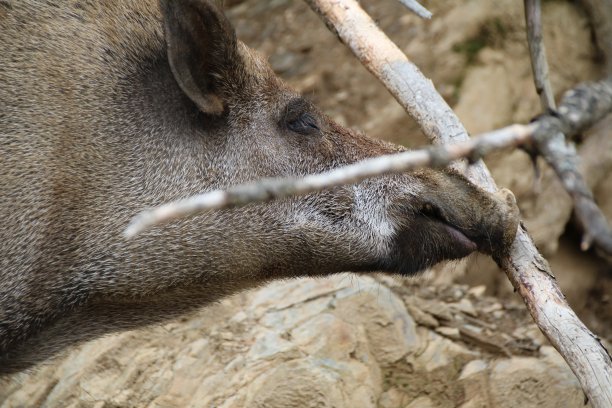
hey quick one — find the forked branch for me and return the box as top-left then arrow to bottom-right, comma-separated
524,0 -> 612,255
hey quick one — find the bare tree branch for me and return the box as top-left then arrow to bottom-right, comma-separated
524,0 -> 612,255
124,124 -> 536,238
397,0 -> 432,20
305,0 -> 491,186
300,1 -> 612,406
524,0 -> 556,110
536,79 -> 612,253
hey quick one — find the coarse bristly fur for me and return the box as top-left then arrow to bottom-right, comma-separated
0,0 -> 520,375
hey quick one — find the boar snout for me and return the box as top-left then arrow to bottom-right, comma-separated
376,169 -> 519,275
401,171 -> 519,270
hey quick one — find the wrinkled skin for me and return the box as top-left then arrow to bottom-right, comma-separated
0,0 -> 519,374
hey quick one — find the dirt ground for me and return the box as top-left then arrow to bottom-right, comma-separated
2,0 -> 611,407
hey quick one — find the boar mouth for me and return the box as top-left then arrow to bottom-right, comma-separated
439,223 -> 478,253
418,202 -> 479,254
375,206 -> 481,276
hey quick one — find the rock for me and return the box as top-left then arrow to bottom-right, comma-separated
489,353 -> 588,408
449,298 -> 478,317
458,351 -> 589,408
435,326 -> 462,341
481,302 -> 502,314
246,328 -> 300,361
459,359 -> 488,380
378,387 -> 410,408
413,331 -> 478,373
512,324 -> 547,348
242,357 -> 377,408
405,302 -> 440,328
418,298 -> 454,322
332,280 -> 419,365
459,359 -> 492,408
406,396 -> 435,408
467,285 -> 487,298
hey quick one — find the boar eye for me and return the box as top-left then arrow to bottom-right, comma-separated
286,112 -> 320,136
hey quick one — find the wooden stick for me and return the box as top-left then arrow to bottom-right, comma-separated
396,0 -> 432,19
524,0 -> 556,110
302,0 -> 612,406
124,124 -> 535,237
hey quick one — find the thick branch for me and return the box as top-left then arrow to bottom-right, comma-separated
304,0 -> 491,188
521,78 -> 612,143
302,0 -> 611,406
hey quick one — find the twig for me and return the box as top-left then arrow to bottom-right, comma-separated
524,0 -> 556,110
524,0 -> 612,254
124,124 -> 535,237
301,0 -> 612,406
397,0 -> 432,20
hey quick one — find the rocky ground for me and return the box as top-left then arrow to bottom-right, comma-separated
0,276 -> 595,407
2,0 -> 611,406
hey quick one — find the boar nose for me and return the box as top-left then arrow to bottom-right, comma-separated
416,181 -> 519,260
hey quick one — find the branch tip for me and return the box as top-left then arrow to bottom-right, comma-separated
397,0 -> 432,19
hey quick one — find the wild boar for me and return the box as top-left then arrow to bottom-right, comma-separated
0,0 -> 519,374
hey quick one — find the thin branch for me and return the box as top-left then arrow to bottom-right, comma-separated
301,1 -> 612,406
524,0 -> 556,110
524,0 -> 612,254
397,0 -> 432,20
124,124 -> 536,238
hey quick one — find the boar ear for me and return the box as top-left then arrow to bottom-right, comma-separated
160,0 -> 240,115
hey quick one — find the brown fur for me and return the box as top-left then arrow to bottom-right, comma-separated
0,0 -> 519,374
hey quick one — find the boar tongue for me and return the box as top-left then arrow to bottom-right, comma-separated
441,224 -> 478,254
